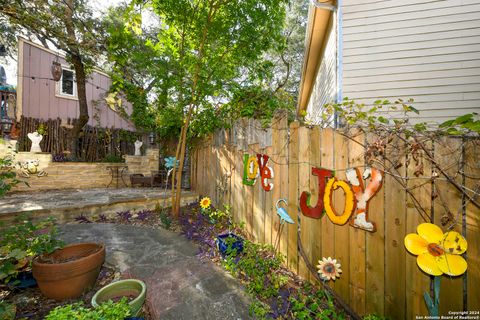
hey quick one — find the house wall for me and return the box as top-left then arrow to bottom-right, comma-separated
340,0 -> 480,124
18,39 -> 135,130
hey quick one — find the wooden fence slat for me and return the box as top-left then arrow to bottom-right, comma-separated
434,137 -> 464,315
251,143 -> 261,243
348,130 -> 366,315
287,122 -> 300,273
333,131 -> 350,303
465,138 -> 480,312
405,140 -> 431,318
263,145 -> 273,246
309,126 -> 322,283
278,116 -> 289,260
320,128 -> 335,288
384,137 -> 406,319
365,132 -> 385,316
271,119 -> 281,250
298,126 -> 311,281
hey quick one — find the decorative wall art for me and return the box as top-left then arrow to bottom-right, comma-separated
242,153 -> 274,191
299,166 -> 383,232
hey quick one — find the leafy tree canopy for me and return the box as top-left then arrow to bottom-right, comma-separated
106,0 -> 296,140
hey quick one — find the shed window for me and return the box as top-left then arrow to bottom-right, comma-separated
57,68 -> 77,98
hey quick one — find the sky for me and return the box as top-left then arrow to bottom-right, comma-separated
0,0 -> 126,86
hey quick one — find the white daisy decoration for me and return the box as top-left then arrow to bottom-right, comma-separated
317,257 -> 342,281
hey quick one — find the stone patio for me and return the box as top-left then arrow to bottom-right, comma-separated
60,223 -> 251,319
0,188 -> 198,223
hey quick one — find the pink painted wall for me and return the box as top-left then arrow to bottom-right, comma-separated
20,40 -> 135,131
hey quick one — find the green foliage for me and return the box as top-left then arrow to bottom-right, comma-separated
320,98 -> 480,138
155,202 -> 172,229
45,298 -> 131,320
0,301 -> 16,320
439,113 -> 480,135
103,154 -> 124,163
289,285 -> 345,320
106,0 -> 288,140
220,86 -> 296,128
0,216 -> 63,283
223,241 -> 288,299
201,204 -> 232,225
363,314 -> 388,320
0,147 -> 23,197
248,300 -> 271,319
159,210 -> 172,230
36,123 -> 48,136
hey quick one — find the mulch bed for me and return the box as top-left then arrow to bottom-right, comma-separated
1,265 -> 118,319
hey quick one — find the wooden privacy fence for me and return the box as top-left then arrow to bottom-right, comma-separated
191,115 -> 479,319
17,116 -> 136,161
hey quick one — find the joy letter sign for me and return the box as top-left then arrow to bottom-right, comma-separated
300,167 -> 383,232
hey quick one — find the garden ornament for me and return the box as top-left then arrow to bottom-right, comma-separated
27,132 -> 43,153
273,199 -> 294,253
134,140 -> 142,156
317,257 -> 342,281
17,159 -> 47,178
404,223 -> 468,316
165,156 -> 179,170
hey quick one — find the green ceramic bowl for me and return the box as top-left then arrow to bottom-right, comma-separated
91,279 -> 146,316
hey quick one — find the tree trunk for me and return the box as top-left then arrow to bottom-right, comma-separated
64,0 -> 89,157
69,54 -> 89,157
171,108 -> 194,217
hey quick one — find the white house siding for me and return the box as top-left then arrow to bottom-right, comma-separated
340,0 -> 480,124
306,17 -> 338,125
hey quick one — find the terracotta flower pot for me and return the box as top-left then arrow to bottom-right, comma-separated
32,243 -> 105,300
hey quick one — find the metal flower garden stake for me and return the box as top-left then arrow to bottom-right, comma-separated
273,199 -> 294,254
404,223 -> 468,316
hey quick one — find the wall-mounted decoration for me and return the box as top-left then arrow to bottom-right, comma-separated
404,223 -> 468,316
257,154 -> 274,191
299,168 -> 333,218
17,159 -> 47,178
242,153 -> 274,191
299,166 -> 384,232
345,167 -> 383,232
323,177 -> 356,225
317,257 -> 342,281
242,154 -> 257,186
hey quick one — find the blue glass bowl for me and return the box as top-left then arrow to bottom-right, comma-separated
216,233 -> 244,257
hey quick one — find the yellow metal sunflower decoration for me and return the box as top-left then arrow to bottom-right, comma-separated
200,197 -> 211,209
404,223 -> 468,276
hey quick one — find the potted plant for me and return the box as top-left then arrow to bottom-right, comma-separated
216,232 -> 244,257
92,279 -> 146,316
32,242 -> 105,300
0,216 -> 63,287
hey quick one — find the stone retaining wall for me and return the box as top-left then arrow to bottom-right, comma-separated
5,148 -> 160,192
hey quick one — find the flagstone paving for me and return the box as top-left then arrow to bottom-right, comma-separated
59,223 -> 251,320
